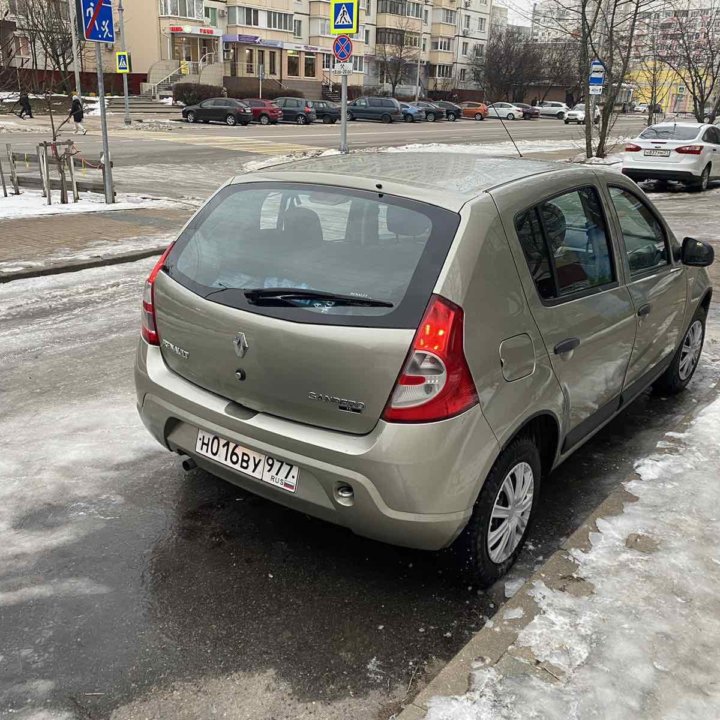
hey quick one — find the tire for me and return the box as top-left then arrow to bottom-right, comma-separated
426,112 -> 436,122
296,114 -> 308,125
381,113 -> 392,123
454,436 -> 541,588
506,113 -> 515,120
564,119 -> 569,124
557,111 -> 565,119
693,165 -> 711,191
348,112 -> 356,121
474,113 -> 483,120
331,118 -> 338,124
448,112 -> 457,121
225,114 -> 237,126
404,114 -> 412,122
259,114 -> 270,126
653,307 -> 707,395
322,115 -> 332,124
186,111 -> 196,123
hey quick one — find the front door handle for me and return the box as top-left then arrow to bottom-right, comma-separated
554,337 -> 580,355
637,303 -> 652,318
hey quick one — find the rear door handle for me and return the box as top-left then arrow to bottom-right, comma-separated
637,303 -> 652,318
554,337 -> 580,355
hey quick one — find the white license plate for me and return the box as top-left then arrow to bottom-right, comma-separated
195,429 -> 299,493
644,149 -> 670,157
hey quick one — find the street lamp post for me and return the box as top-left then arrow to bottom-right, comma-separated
68,0 -> 82,98
118,0 -> 131,125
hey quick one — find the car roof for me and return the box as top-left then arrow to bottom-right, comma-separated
647,121 -> 705,128
232,152 -> 584,211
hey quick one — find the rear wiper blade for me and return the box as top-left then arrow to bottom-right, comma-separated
243,287 -> 394,308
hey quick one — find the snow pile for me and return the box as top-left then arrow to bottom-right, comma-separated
427,392 -> 720,719
0,190 -> 181,220
84,100 -> 106,117
0,118 -> 40,133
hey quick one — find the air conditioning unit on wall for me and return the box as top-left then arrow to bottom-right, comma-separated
218,8 -> 227,17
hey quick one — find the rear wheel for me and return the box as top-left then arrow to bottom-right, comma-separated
693,165 -> 711,191
225,114 -> 237,126
447,112 -> 457,121
259,114 -> 270,126
296,114 -> 308,125
564,119 -> 569,124
654,307 -> 706,394
455,436 -> 541,587
474,113 -> 483,120
322,115 -> 332,124
348,112 -> 356,121
404,114 -> 412,122
186,111 -> 196,123
381,113 -> 392,123
426,112 -> 436,122
506,113 -> 515,120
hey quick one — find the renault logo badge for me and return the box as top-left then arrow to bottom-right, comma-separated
233,332 -> 249,358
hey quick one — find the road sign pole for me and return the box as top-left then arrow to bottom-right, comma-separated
118,0 -> 131,126
340,74 -> 348,154
95,43 -> 114,204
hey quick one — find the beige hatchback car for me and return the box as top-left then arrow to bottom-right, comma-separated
135,153 -> 713,586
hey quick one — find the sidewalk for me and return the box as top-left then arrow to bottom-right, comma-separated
399,387 -> 720,720
0,204 -> 194,281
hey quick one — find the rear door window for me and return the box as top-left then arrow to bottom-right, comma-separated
167,183 -> 459,328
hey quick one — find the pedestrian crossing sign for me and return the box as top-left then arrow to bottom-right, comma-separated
116,51 -> 130,73
330,0 -> 358,34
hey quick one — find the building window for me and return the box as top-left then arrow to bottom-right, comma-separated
228,7 -> 260,26
294,19 -> 302,37
431,37 -> 451,51
462,41 -> 468,55
442,9 -> 456,24
204,6 -> 217,25
407,1 -> 422,18
322,53 -> 332,69
478,16 -> 486,30
305,53 -> 316,76
422,36 -> 426,50
364,28 -> 370,43
430,63 -> 452,78
464,13 -> 470,27
257,49 -> 265,73
269,50 -> 277,75
320,19 -> 331,34
161,0 -> 203,18
377,28 -> 405,45
245,47 -> 254,74
287,51 -> 300,75
352,55 -> 365,72
378,0 -> 407,15
405,32 -> 420,46
459,68 -> 466,80
267,11 -> 293,30
475,42 -> 484,55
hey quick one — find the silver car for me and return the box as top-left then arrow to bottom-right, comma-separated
135,153 -> 713,586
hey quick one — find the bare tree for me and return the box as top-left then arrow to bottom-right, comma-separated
633,9 -> 674,125
375,14 -> 420,97
538,39 -> 582,102
656,0 -> 720,123
471,26 -> 543,101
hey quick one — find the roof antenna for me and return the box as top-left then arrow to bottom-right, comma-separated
480,82 -> 523,158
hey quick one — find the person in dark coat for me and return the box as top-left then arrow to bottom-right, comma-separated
69,95 -> 87,135
18,92 -> 33,119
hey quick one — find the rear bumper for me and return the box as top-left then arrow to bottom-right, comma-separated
135,342 -> 499,550
622,167 -> 699,182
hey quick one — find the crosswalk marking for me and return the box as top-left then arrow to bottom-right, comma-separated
111,129 -> 319,155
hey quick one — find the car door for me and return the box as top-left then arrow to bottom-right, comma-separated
702,127 -> 720,175
496,181 -> 636,452
198,99 -> 216,122
604,183 -> 687,395
353,98 -> 369,118
214,99 -> 232,122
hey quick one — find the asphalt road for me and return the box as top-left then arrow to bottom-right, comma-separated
1,189 -> 719,720
1,112 -> 648,200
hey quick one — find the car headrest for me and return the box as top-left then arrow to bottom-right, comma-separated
540,202 -> 566,248
283,206 -> 323,249
386,205 -> 431,238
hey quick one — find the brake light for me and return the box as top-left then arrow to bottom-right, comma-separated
141,243 -> 175,345
383,295 -> 478,423
625,143 -> 642,152
675,144 -> 704,155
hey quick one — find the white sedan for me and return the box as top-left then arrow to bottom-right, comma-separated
486,102 -> 524,120
564,103 -> 600,124
622,122 -> 720,191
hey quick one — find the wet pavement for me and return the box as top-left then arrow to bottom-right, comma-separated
1,192 -> 719,720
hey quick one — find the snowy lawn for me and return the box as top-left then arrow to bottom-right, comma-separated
0,190 -> 182,220
427,389 -> 720,719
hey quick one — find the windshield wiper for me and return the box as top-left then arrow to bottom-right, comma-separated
243,287 -> 394,308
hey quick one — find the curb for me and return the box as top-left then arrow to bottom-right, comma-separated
0,245 -> 168,283
394,386 -> 720,720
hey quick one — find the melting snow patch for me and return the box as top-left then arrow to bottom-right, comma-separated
503,577 -> 525,598
367,657 -> 384,682
502,607 -> 525,621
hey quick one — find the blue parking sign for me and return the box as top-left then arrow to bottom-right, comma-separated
76,0 -> 115,43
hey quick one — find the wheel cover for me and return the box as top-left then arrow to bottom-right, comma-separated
679,320 -> 703,380
487,462 -> 534,564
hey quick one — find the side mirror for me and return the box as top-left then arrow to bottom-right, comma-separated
681,237 -> 715,267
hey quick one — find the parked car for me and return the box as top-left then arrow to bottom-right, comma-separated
622,122 -> 720,190
433,100 -> 463,121
399,102 -> 427,122
411,100 -> 446,122
310,100 -> 341,124
513,103 -> 541,120
633,103 -> 648,113
487,102 -> 525,120
460,101 -> 489,120
182,98 -> 253,126
564,103 -> 600,125
274,97 -> 317,125
242,98 -> 283,125
538,101 -> 570,119
347,97 -> 403,123
134,151 -> 714,586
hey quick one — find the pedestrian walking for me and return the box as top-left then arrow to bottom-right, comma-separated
18,92 -> 33,119
69,94 -> 87,135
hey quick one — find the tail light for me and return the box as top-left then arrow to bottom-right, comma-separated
625,143 -> 642,152
141,243 -> 175,345
675,144 -> 704,155
383,295 -> 478,423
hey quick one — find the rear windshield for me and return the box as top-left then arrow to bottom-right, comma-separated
639,125 -> 701,141
165,183 -> 460,328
